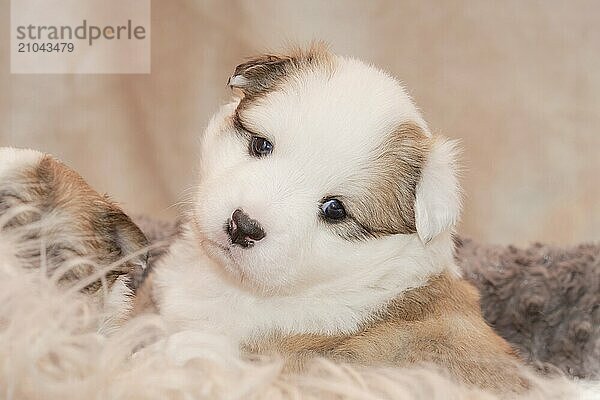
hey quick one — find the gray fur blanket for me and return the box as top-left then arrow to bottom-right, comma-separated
133,216 -> 600,380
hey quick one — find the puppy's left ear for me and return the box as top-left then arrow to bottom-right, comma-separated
414,137 -> 462,243
228,43 -> 332,97
228,54 -> 293,97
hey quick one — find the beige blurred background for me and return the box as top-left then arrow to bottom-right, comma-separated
1,0 -> 599,245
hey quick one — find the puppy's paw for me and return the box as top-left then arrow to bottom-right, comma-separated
0,147 -> 149,296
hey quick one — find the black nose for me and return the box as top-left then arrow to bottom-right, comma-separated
226,209 -> 266,248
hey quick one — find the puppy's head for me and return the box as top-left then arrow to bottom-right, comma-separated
193,44 -> 460,294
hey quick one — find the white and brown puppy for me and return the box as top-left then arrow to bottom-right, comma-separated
145,45 -> 526,391
0,147 -> 149,324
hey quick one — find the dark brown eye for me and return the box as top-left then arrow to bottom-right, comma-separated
250,136 -> 273,157
321,198 -> 347,221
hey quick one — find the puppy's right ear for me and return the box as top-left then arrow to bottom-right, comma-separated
228,54 -> 293,97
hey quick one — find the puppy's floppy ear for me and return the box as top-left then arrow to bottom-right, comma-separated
414,137 -> 461,243
228,42 -> 333,97
228,54 -> 294,97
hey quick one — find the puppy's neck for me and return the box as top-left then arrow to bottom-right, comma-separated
154,223 -> 459,344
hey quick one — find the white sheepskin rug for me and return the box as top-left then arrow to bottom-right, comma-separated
0,211 -> 597,400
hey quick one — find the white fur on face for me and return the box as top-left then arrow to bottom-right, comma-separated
192,57 -> 449,294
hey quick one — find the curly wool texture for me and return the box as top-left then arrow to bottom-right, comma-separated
455,237 -> 600,379
0,215 -> 597,400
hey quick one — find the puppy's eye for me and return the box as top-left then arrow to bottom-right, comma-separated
321,198 -> 347,221
250,136 -> 273,157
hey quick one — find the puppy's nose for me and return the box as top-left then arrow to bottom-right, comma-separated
226,209 -> 266,248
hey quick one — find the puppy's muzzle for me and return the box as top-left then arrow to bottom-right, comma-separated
226,209 -> 266,248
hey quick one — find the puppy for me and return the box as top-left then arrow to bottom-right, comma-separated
140,44 -> 527,391
0,147 -> 149,326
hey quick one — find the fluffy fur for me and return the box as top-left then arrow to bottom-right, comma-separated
0,211 -> 597,400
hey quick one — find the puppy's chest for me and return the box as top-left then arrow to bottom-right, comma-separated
153,240 -> 387,345
155,263 -> 249,341
156,269 -> 371,346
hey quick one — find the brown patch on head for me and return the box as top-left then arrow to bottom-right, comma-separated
327,123 -> 431,240
229,42 -> 335,103
245,273 -> 528,393
229,43 -> 336,141
0,154 -> 148,295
